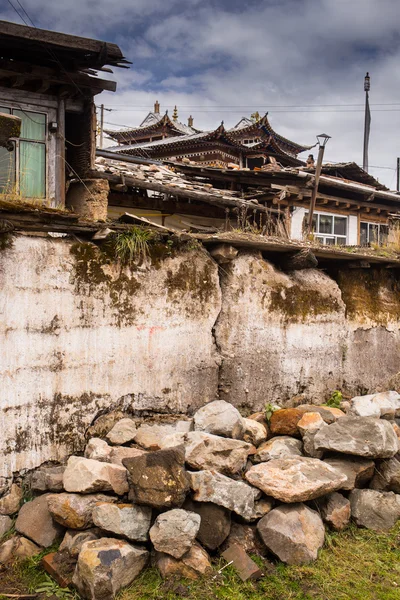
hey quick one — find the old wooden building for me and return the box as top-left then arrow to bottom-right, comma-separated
105,105 -> 310,169
0,20 -> 127,206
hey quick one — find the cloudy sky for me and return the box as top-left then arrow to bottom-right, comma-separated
3,0 -> 400,187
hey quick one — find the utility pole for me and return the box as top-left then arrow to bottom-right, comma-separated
363,72 -> 371,172
397,157 -> 400,192
100,103 -> 104,149
307,134 -> 331,236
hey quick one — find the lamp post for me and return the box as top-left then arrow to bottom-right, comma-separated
307,133 -> 331,236
363,72 -> 371,172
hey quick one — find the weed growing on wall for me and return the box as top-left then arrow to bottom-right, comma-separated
112,227 -> 155,264
326,390 -> 343,409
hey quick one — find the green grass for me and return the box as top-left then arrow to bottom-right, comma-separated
3,524 -> 400,600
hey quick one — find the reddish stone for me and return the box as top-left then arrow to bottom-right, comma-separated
222,544 -> 262,581
269,408 -> 302,436
42,552 -> 74,588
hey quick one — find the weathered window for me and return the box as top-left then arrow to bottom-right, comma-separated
360,221 -> 388,246
0,106 -> 46,198
305,211 -> 348,245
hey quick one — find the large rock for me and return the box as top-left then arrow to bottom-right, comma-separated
269,408 -> 303,436
183,499 -> 231,551
109,446 -> 147,466
0,536 -> 41,563
193,400 -> 244,439
106,418 -> 137,445
350,391 -> 400,419
47,493 -> 117,529
15,494 -> 64,547
253,436 -> 303,463
85,438 -> 112,462
370,457 -> 400,493
134,421 -> 192,450
257,504 -> 325,564
185,431 -> 252,476
243,418 -> 267,446
189,470 -> 259,521
296,405 -> 337,424
59,529 -> 100,557
297,412 -> 324,435
315,492 -> 351,531
323,456 -> 375,490
73,538 -> 149,600
123,445 -> 189,509
313,417 -> 399,458
63,456 -> 128,495
0,484 -> 23,515
30,465 -> 65,492
92,503 -> 152,542
86,411 -> 127,440
149,509 -> 200,559
245,457 -> 346,502
350,489 -> 400,532
155,542 -> 212,580
0,515 -> 12,538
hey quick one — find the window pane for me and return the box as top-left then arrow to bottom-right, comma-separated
20,141 -> 45,198
0,146 -> 15,192
360,222 -> 368,246
325,237 -> 335,245
0,107 -> 11,114
319,214 -> 333,234
369,224 -> 379,244
380,225 -> 389,245
315,236 -> 324,243
13,110 -> 46,141
304,212 -> 317,231
336,236 -> 347,246
334,216 -> 347,236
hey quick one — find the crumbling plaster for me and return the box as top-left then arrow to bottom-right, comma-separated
1,235 -> 400,479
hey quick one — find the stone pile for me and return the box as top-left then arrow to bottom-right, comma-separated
1,394 -> 400,599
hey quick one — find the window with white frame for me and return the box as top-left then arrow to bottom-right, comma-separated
0,105 -> 46,198
360,222 -> 389,246
305,211 -> 348,245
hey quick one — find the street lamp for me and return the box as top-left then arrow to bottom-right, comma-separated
306,133 -> 331,236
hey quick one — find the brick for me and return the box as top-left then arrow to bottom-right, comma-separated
221,544 -> 262,582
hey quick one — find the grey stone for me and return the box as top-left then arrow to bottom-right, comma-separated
73,538 -> 149,599
63,456 -> 128,495
85,438 -> 112,462
149,509 -> 200,559
245,457 -> 346,502
221,522 -> 265,555
323,456 -> 375,490
106,418 -> 137,445
185,431 -> 252,476
245,497 -> 274,522
123,445 -> 189,509
0,484 -> 23,515
155,542 -> 212,580
313,417 -> 399,458
189,470 -> 259,521
349,394 -> 381,418
30,465 -> 65,492
350,391 -> 400,419
193,400 -> 245,439
183,499 -> 231,551
134,421 -> 192,450
243,418 -> 267,447
253,436 -> 303,463
15,494 -> 64,547
0,515 -> 12,538
86,411 -> 127,440
109,446 -> 147,466
350,489 -> 400,532
370,457 -> 400,493
209,244 -> 238,264
257,504 -> 325,564
92,503 -> 152,542
59,529 -> 101,557
314,492 -> 351,531
47,493 -> 117,529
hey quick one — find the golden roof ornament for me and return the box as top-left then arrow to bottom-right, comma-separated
173,105 -> 178,121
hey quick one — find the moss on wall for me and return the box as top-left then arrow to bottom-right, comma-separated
269,283 -> 342,323
337,268 -> 400,324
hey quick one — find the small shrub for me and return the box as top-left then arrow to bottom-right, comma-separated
112,226 -> 154,264
265,402 -> 279,424
326,390 -> 343,409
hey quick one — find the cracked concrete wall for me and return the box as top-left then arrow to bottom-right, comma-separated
214,252 -> 400,412
0,236 -> 221,479
1,237 -> 400,479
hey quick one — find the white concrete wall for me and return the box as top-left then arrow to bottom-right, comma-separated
348,215 -> 358,245
0,236 -> 221,479
1,236 -> 400,479
291,207 -> 306,240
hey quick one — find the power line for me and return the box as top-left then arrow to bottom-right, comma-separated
103,102 -> 400,109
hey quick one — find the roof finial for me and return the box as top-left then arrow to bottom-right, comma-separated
173,105 -> 178,121
154,100 -> 160,114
